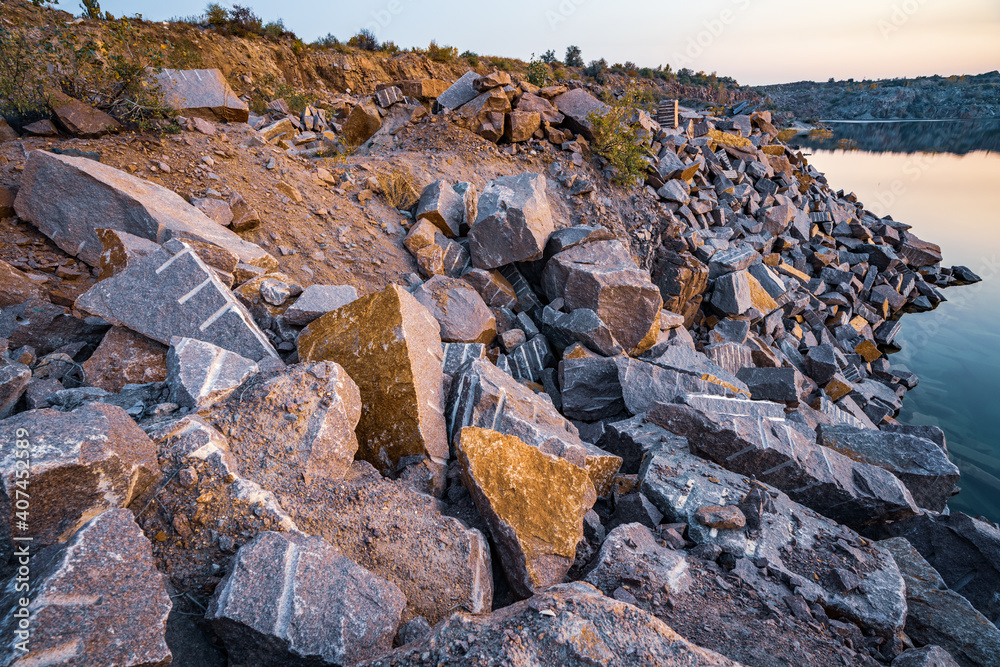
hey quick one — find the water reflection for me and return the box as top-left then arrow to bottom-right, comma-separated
804,131 -> 1000,523
794,119 -> 1000,155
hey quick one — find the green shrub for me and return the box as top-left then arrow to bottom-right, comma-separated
0,25 -> 48,128
540,49 -> 557,64
587,82 -> 649,186
489,57 -> 512,72
584,58 -> 608,84
527,56 -> 549,87
460,50 -> 479,67
427,40 -> 457,62
565,45 -> 583,68
380,40 -> 399,53
313,33 -> 340,48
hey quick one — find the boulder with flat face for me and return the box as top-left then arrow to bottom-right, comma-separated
649,394 -> 919,528
0,509 -> 172,667
553,88 -> 610,140
364,582 -> 741,667
415,180 -> 465,237
156,68 -> 250,122
75,240 -> 279,362
49,90 -> 122,138
817,424 -> 960,512
283,461 -> 493,625
448,358 -> 621,496
0,403 -> 159,562
297,284 -> 449,474
468,172 -> 554,269
14,150 -> 274,269
543,240 -> 662,355
166,337 -> 259,410
342,103 -> 382,146
639,440 -> 909,637
434,70 -> 481,111
207,361 -> 360,493
207,531 -> 405,667
881,537 -> 1000,667
457,427 -> 596,597
0,356 -> 30,419
412,275 -> 496,345
584,523 -> 690,598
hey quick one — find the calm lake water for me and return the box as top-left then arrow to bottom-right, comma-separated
797,120 -> 1000,524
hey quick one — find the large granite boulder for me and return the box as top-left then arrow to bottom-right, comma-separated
457,427 -> 596,597
584,523 -> 690,597
543,240 -> 662,355
415,180 -> 464,236
155,68 -> 250,122
649,394 -> 919,528
206,361 -> 361,493
75,239 -> 279,362
867,512 -> 1000,626
468,172 -> 554,269
363,582 -> 741,666
297,284 -> 448,474
447,358 -> 621,496
0,509 -> 172,666
166,337 -> 259,410
207,531 -> 405,667
818,424 -> 960,512
14,150 -> 273,268
552,88 -> 610,140
412,275 -> 496,344
281,461 -> 493,625
640,438 -> 909,637
881,537 -> 1000,667
652,244 -> 709,326
0,403 -> 159,561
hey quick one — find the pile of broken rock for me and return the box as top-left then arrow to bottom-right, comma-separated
0,81 -> 997,667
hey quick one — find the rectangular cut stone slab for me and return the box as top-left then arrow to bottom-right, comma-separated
648,394 -> 919,528
14,150 -> 275,269
434,71 -> 481,111
447,358 -> 621,496
155,68 -> 250,122
75,239 -> 279,361
297,284 -> 449,473
457,427 -> 596,597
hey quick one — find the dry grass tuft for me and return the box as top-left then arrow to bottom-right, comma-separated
376,167 -> 420,210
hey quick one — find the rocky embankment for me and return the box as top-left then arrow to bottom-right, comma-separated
0,62 -> 998,667
758,72 -> 1000,121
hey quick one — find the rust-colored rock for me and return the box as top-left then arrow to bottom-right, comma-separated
342,103 -> 382,147
95,228 -> 161,280
0,403 -> 160,562
297,284 -> 448,474
412,275 -> 496,345
504,110 -> 541,143
49,90 -> 122,138
458,427 -> 596,597
694,505 -> 747,530
81,326 -> 168,392
155,68 -> 249,122
0,258 -> 46,307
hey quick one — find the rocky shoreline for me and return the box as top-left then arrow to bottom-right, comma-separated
1,63 -> 998,667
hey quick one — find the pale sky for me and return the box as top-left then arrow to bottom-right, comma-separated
100,0 -> 1000,85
